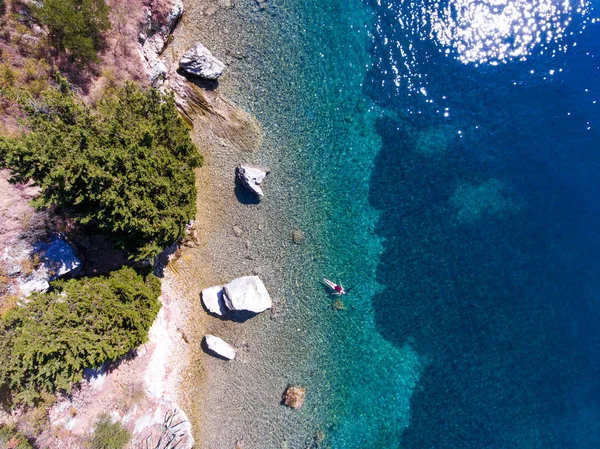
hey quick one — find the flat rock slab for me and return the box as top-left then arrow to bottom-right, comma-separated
223,275 -> 272,313
203,335 -> 236,360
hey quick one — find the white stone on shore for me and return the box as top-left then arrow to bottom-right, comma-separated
223,275 -> 272,314
237,164 -> 270,197
203,335 -> 236,360
179,43 -> 225,80
201,285 -> 227,316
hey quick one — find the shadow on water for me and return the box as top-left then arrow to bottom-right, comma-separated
367,74 -> 600,447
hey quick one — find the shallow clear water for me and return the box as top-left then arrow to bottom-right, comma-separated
183,0 -> 600,446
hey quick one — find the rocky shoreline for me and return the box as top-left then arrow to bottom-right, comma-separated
2,0 -> 331,446
39,1 -> 277,447
0,0 -> 271,446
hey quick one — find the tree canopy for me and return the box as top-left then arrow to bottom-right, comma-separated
0,79 -> 202,261
0,267 -> 161,406
33,0 -> 111,64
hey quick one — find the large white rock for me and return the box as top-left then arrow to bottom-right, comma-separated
237,164 -> 270,197
203,335 -> 236,360
223,275 -> 272,313
201,285 -> 227,316
179,43 -> 225,80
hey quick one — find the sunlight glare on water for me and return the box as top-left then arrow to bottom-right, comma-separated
369,0 -> 594,99
430,0 -> 589,64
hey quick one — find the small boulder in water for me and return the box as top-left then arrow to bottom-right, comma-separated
236,164 -> 270,197
291,229 -> 305,244
282,386 -> 306,409
223,275 -> 272,313
203,335 -> 236,360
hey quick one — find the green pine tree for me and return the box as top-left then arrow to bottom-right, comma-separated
0,78 -> 202,261
0,267 -> 161,406
33,0 -> 111,64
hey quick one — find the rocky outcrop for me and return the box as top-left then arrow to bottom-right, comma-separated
201,285 -> 227,316
236,164 -> 270,197
138,0 -> 183,87
203,335 -> 236,360
282,386 -> 306,409
223,275 -> 272,313
140,0 -> 183,60
179,43 -> 225,80
148,60 -> 168,86
36,236 -> 82,281
2,235 -> 81,297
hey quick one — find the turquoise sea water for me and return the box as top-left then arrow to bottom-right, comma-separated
190,0 -> 600,446
278,0 -> 600,445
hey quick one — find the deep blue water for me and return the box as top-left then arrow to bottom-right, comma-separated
362,0 -> 600,446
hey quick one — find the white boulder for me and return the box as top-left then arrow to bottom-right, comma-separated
179,43 -> 225,80
201,285 -> 227,316
203,335 -> 236,360
237,164 -> 270,197
223,275 -> 272,314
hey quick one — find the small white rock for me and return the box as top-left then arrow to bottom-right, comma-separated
237,164 -> 270,197
204,335 -> 236,360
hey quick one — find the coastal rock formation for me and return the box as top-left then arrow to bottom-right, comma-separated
179,43 -> 226,80
203,335 -> 236,360
223,275 -> 272,313
148,59 -> 168,87
137,0 -> 183,87
201,285 -> 227,316
237,164 -> 270,197
282,386 -> 306,409
140,0 -> 183,60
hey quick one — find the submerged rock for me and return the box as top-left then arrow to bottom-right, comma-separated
203,335 -> 236,360
201,285 -> 227,316
282,386 -> 306,409
223,275 -> 272,313
291,229 -> 305,244
236,164 -> 270,197
179,43 -> 225,80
